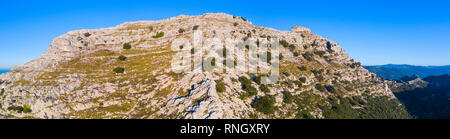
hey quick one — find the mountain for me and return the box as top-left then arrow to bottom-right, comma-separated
0,13 -> 411,119
364,64 -> 450,80
0,70 -> 9,75
390,74 -> 450,119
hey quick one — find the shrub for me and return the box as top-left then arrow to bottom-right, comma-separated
293,52 -> 299,57
303,45 -> 309,49
288,44 -> 296,51
192,25 -> 199,30
239,76 -> 258,97
84,32 -> 91,37
7,106 -> 23,113
325,85 -> 337,93
259,85 -> 270,93
282,72 -> 291,76
149,26 -> 154,31
321,96 -> 412,119
240,17 -> 248,21
23,104 -> 32,113
231,78 -> 238,82
234,22 -> 239,26
266,52 -> 271,63
239,76 -> 252,89
322,99 -> 359,119
279,53 -> 284,60
113,67 -> 125,73
316,75 -> 324,82
252,76 -> 262,85
216,80 -> 226,93
279,40 -> 289,47
294,80 -> 303,88
153,32 -> 165,39
347,97 -> 359,106
118,55 -> 127,61
314,51 -> 326,57
284,81 -> 293,88
360,96 -> 412,119
345,86 -> 354,92
253,95 -> 276,114
350,62 -> 361,68
298,66 -> 307,71
311,69 -> 324,75
302,52 -> 314,61
296,112 -> 313,119
298,77 -> 307,83
326,41 -> 334,53
353,96 -> 366,105
123,43 -> 131,49
245,86 -> 258,96
315,84 -> 326,92
7,105 -> 32,113
283,91 -> 293,104
178,28 -> 185,33
211,58 -> 216,66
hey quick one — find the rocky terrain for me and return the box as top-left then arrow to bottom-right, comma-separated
0,13 -> 410,119
388,74 -> 449,119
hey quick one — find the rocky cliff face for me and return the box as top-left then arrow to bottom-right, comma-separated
0,13 -> 405,119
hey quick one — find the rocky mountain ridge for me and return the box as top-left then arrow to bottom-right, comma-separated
0,13 -> 409,119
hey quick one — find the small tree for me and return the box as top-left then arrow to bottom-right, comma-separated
113,67 -> 125,73
123,43 -> 131,49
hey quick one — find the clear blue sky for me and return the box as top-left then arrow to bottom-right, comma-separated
1,0 -> 449,69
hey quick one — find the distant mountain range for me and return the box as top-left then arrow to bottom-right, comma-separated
0,69 -> 10,74
364,64 -> 450,80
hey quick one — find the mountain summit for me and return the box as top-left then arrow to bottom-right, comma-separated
0,13 -> 410,119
